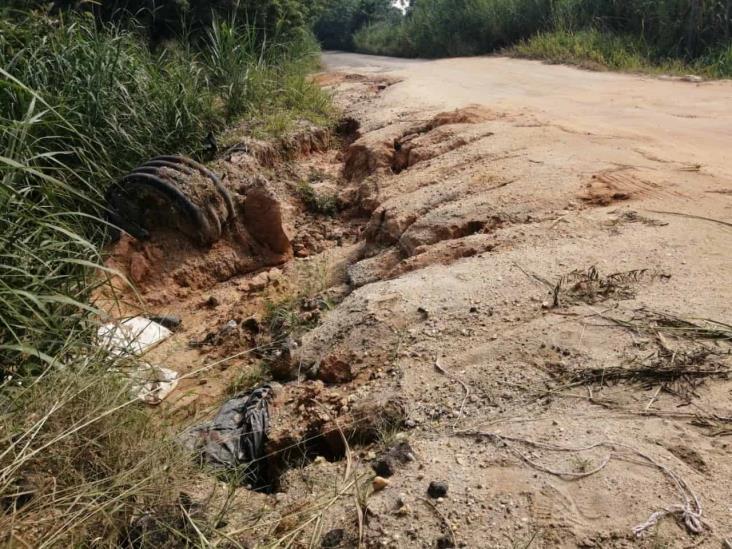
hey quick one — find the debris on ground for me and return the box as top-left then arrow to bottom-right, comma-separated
183,384 -> 280,487
121,363 -> 179,405
427,481 -> 449,498
372,441 -> 415,478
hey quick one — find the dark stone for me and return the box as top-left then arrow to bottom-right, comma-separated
436,535 -> 455,548
321,528 -> 345,548
317,355 -> 354,384
371,457 -> 395,478
371,441 -> 414,478
205,296 -> 219,308
147,314 -> 182,330
427,481 -> 448,498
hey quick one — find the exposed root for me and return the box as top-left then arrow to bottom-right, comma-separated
558,346 -> 730,394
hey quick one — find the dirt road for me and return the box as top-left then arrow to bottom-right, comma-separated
108,53 -> 732,547
324,52 -> 732,177
309,53 -> 732,547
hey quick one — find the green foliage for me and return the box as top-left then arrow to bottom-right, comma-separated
0,12 -> 330,376
515,29 -> 732,78
6,0 -> 327,44
314,0 -> 402,50
351,0 -> 732,77
0,4 -> 333,544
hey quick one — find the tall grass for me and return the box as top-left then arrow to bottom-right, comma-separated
0,10 -> 330,374
0,8 -> 332,545
352,0 -> 732,77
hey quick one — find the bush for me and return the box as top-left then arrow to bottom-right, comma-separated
314,0 -> 402,50
5,0 -> 324,44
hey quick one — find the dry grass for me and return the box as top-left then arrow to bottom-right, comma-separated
0,358 -> 197,547
550,266 -> 669,307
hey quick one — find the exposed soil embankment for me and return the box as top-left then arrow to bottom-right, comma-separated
102,57 -> 732,548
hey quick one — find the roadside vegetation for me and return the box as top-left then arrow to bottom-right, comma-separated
324,0 -> 732,78
0,1 -> 333,545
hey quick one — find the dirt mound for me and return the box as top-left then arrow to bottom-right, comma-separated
424,105 -> 499,130
224,125 -> 331,168
105,170 -> 293,304
264,382 -> 407,485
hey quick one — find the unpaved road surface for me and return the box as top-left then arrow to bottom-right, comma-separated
107,54 -> 732,547
324,52 -> 732,177
304,53 -> 732,548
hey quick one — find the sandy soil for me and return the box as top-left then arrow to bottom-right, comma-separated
297,53 -> 732,548
108,54 -> 732,548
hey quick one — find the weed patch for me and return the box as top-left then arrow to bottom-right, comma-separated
297,181 -> 338,216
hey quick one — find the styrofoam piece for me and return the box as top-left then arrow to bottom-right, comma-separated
98,316 -> 172,357
130,364 -> 179,405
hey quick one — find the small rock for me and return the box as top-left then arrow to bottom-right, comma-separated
147,314 -> 182,330
321,528 -> 345,548
317,355 -> 354,384
427,481 -> 448,498
396,504 -> 411,516
372,457 -> 395,478
219,320 -> 238,336
204,295 -> 219,308
372,476 -> 390,492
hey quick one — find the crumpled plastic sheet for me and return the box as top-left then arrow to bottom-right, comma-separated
184,384 -> 276,486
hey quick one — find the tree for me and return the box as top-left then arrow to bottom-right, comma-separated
314,0 -> 402,50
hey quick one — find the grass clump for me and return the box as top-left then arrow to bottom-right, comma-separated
512,29 -> 732,78
297,180 -> 338,216
0,358 -> 198,547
